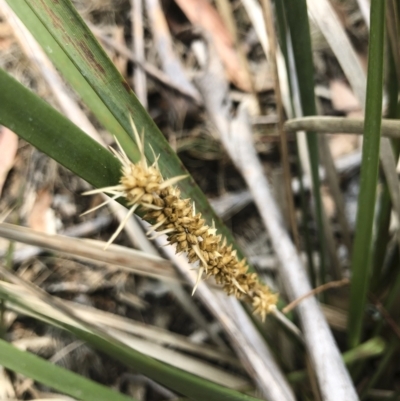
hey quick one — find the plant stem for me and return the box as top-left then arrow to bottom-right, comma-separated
348,0 -> 386,348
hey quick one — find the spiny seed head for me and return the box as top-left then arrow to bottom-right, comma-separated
83,119 -> 277,320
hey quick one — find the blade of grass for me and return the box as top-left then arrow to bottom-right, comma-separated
282,0 -> 327,285
0,338 -> 138,401
23,0 -> 244,260
348,0 -> 386,348
307,0 -> 366,106
131,0 -> 147,107
0,68 -> 122,191
371,21 -> 400,290
4,0 -> 139,162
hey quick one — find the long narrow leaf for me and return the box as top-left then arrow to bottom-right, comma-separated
5,0 -> 139,162
371,33 -> 400,289
0,338 -> 137,401
348,0 -> 386,347
0,68 -> 121,190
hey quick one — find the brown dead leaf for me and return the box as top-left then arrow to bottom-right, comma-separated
174,0 -> 251,91
0,126 -> 18,197
27,189 -> 56,234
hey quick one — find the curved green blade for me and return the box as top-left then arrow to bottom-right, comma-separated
0,68 -> 121,190
5,0 -> 139,162
0,338 -> 137,401
348,0 -> 386,348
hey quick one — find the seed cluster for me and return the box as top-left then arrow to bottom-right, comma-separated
84,119 -> 277,320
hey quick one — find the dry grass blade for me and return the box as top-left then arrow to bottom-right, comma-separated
0,280 -> 248,389
194,48 -> 358,399
59,299 -> 239,366
284,116 -> 400,138
0,222 -> 177,280
131,0 -> 147,108
144,0 -> 200,101
4,216 -> 112,265
356,0 -> 370,27
307,0 -> 366,105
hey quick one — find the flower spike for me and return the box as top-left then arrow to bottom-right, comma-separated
83,116 -> 278,320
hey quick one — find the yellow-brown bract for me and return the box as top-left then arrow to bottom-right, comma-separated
83,116 -> 278,320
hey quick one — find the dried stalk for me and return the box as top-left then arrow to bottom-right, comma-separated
194,49 -> 358,401
285,116 -> 400,138
131,0 -> 147,108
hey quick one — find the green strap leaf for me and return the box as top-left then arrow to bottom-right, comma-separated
348,0 -> 386,348
0,67 -> 121,190
0,338 -> 138,401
